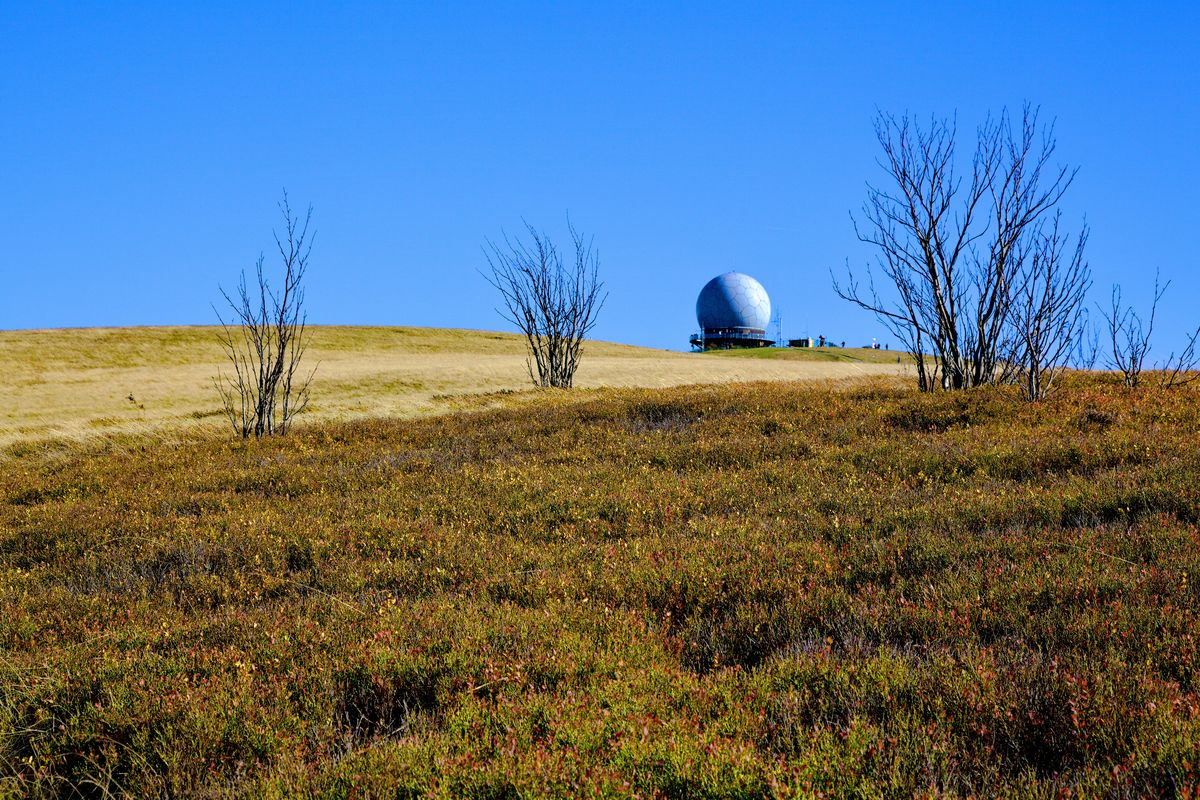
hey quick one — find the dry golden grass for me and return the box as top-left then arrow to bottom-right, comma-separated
0,325 -> 904,452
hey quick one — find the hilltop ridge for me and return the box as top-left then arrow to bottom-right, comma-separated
0,325 -> 904,451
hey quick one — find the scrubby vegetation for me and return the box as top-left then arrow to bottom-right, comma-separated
2,376 -> 1199,797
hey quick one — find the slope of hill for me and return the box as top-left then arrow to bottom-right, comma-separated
1,376 -> 1197,796
0,326 -> 904,452
709,345 -> 904,363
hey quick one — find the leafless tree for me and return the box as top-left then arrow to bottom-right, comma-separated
1008,214 -> 1091,400
833,105 -> 1080,392
214,193 -> 316,437
1157,327 -> 1200,388
483,219 -> 606,388
1103,271 -> 1200,389
1102,274 -> 1163,389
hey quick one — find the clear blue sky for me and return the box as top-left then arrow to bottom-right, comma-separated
2,2 -> 1197,351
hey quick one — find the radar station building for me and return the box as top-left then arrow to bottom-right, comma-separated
689,271 -> 774,350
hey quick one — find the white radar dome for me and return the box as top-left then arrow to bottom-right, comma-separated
696,272 -> 771,332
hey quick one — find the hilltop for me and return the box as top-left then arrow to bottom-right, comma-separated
0,326 -> 902,453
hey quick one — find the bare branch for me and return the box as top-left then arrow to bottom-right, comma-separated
1008,213 -> 1092,400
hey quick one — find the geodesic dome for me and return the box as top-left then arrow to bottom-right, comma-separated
696,272 -> 771,332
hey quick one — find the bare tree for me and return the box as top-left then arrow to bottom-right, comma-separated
1008,213 -> 1091,400
483,219 -> 606,389
833,105 -> 1080,392
1157,326 -> 1200,388
1102,274 -> 1163,389
1103,272 -> 1200,389
214,193 -> 316,437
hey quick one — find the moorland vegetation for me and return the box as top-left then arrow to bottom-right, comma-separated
2,374 -> 1198,797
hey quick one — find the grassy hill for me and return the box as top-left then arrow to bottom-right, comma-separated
709,346 -> 904,364
0,326 -> 904,454
1,375 -> 1198,796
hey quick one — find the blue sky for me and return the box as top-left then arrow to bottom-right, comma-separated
2,2 -> 1197,351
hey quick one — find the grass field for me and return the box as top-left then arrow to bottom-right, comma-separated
0,326 -> 903,455
1,362 -> 1199,796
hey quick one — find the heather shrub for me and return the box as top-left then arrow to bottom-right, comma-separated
2,376 -> 1199,796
